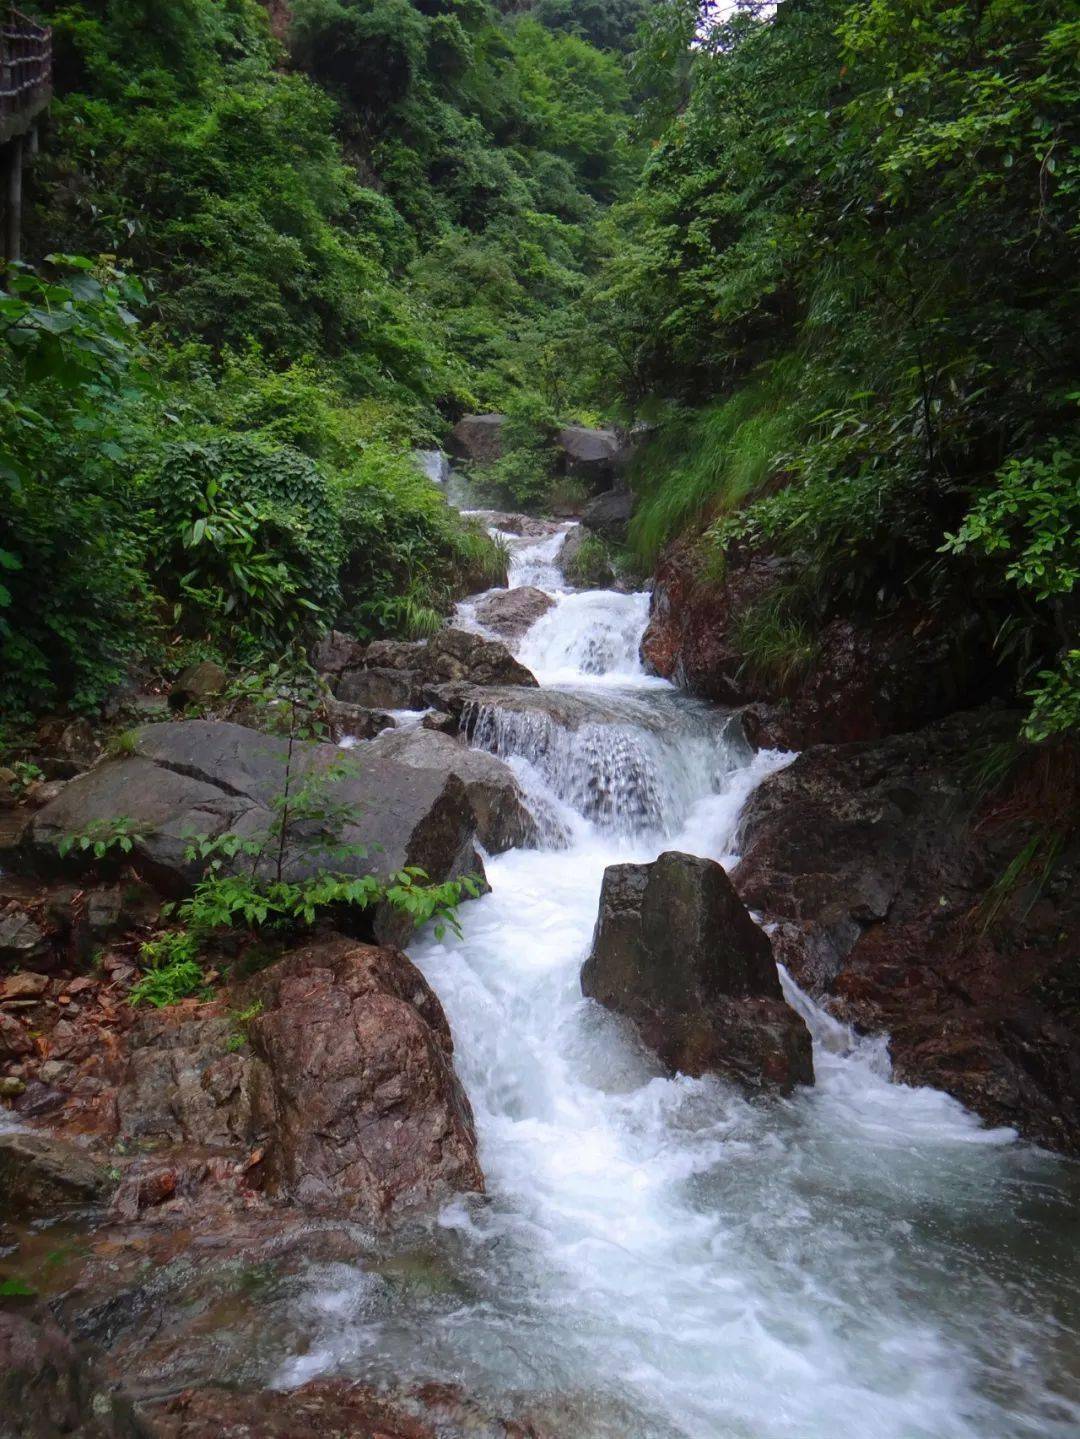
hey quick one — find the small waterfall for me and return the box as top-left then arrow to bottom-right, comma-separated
517,589 -> 653,683
464,690 -> 745,838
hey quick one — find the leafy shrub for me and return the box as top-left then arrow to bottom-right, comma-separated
0,259 -> 155,718
147,437 -> 342,651
332,443 -> 506,638
130,931 -> 209,1008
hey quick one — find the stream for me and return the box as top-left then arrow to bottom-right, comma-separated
274,515 -> 1080,1438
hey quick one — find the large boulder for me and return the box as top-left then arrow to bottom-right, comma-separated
336,667 -> 422,710
327,629 -> 538,710
448,413 -> 506,465
360,727 -> 538,853
246,935 -> 484,1222
117,1010 -> 273,1148
25,720 -> 485,944
473,586 -> 555,641
580,487 -> 633,544
0,1130 -> 115,1217
582,851 -> 813,1092
733,708 -> 1080,1151
556,425 -> 631,487
114,936 -> 485,1227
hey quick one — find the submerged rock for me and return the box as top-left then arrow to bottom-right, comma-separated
582,851 -> 813,1092
733,709 -> 1080,1151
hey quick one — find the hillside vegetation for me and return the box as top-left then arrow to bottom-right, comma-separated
1,0 -> 1076,749
2,0 -> 643,719
602,0 -> 1078,742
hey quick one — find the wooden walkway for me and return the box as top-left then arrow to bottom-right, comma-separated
0,7 -> 51,262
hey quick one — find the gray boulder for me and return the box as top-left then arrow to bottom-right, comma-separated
582,851 -> 813,1093
581,486 -> 634,544
335,667 -> 422,710
448,413 -> 506,465
0,1131 -> 115,1217
361,726 -> 538,853
25,720 -> 485,944
169,660 -> 226,710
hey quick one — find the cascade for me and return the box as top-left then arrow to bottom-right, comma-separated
275,515 -> 1080,1439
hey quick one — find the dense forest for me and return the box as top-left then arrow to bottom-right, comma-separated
1,0 -> 1076,743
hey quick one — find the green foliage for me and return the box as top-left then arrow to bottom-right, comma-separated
942,444 -> 1080,603
333,443 -> 507,638
564,532 -> 615,588
0,259 -> 155,717
147,437 -> 341,651
1024,652 -> 1080,745
730,588 -> 820,696
609,0 -> 1080,736
471,394 -> 562,511
5,760 -> 44,798
130,930 -> 209,1008
55,816 -> 145,861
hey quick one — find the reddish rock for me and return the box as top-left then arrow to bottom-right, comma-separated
0,1307 -> 137,1438
1,970 -> 49,1001
642,540 -> 1001,747
474,586 -> 555,641
148,1379 -> 550,1438
733,710 -> 1080,1151
0,1008 -> 33,1058
582,851 -> 813,1093
247,935 -> 484,1222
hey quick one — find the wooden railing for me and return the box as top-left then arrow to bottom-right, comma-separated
0,7 -> 51,144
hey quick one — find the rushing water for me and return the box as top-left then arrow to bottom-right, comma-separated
281,520 -> 1080,1438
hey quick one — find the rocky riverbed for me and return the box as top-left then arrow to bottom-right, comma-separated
1,510 -> 1078,1439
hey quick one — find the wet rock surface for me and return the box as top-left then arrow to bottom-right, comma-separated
582,851 -> 813,1092
326,627 -> 538,712
143,1380 -> 552,1438
473,586 -> 555,641
360,727 -> 538,853
244,934 -> 484,1221
733,709 -> 1080,1150
641,540 -> 1002,746
0,1306 -> 143,1439
0,1130 -> 115,1216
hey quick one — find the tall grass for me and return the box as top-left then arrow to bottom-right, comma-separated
628,369 -> 803,565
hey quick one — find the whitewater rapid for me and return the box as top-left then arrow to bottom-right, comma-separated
287,521 -> 1080,1438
